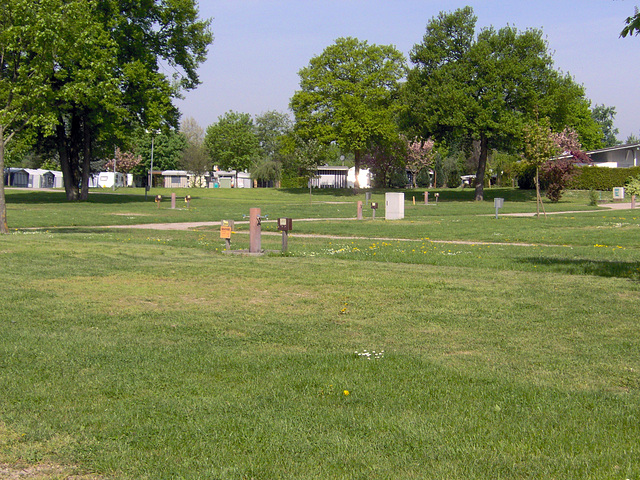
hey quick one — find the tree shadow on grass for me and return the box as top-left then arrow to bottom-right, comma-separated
520,256 -> 640,281
6,190 -> 152,205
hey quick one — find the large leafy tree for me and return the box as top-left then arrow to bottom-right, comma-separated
204,111 -> 260,179
1,0 -> 99,232
403,6 -> 600,201
39,0 -> 212,201
251,111 -> 292,186
179,117 -> 209,185
591,104 -> 620,147
290,37 -> 406,188
132,129 -> 187,177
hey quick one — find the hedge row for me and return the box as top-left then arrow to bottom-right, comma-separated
280,175 -> 308,188
569,166 -> 640,191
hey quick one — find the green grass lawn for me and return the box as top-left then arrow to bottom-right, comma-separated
1,188 -> 639,479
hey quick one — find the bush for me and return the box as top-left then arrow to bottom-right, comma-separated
389,169 -> 409,188
516,164 -> 537,190
570,166 -> 640,191
625,175 -> 640,197
280,175 -> 308,188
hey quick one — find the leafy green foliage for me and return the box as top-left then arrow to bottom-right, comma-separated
291,37 -> 406,187
571,166 -> 640,191
591,104 -> 620,147
621,6 -> 640,37
133,130 -> 187,175
624,174 -> 640,197
30,0 -> 213,201
1,0 -> 103,231
250,110 -> 293,184
403,7 -> 603,201
204,111 -> 260,173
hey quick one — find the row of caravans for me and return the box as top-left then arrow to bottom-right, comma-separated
5,168 -> 64,188
4,168 -> 254,189
4,169 -> 130,189
5,167 -> 372,190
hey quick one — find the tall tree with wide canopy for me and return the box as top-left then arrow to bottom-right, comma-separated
290,37 -> 406,188
403,6 -> 600,200
204,111 -> 260,185
1,0 -> 101,232
42,0 -> 212,201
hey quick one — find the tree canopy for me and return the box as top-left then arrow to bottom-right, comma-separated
402,6 -> 602,200
591,104 -> 620,147
28,0 -> 212,201
290,37 -> 406,188
204,111 -> 260,174
1,0 -> 106,231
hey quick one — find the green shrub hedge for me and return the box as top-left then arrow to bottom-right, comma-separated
280,175 -> 309,189
569,166 -> 640,191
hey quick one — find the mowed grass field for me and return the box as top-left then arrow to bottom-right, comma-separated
0,187 -> 639,479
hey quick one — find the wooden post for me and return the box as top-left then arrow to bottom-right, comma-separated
424,192 -> 429,205
171,192 -> 176,209
250,208 -> 261,253
357,201 -> 363,220
220,220 -> 233,250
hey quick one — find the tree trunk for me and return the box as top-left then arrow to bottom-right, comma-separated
474,134 -> 488,201
354,150 -> 361,191
0,125 -> 8,234
58,121 -> 80,201
80,113 -> 91,201
535,167 -> 540,217
534,167 -> 546,218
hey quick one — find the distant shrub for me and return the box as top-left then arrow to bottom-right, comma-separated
280,175 -> 308,188
516,164 -> 536,190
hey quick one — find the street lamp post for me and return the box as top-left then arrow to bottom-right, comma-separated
145,130 -> 158,200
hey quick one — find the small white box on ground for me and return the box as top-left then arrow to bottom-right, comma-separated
385,192 -> 404,220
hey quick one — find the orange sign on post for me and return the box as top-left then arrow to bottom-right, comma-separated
220,225 -> 232,239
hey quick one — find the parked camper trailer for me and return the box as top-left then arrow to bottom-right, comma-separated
97,172 -> 125,188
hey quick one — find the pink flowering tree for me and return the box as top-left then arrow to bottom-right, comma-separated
406,137 -> 435,189
524,120 -> 590,213
104,148 -> 142,173
542,128 -> 591,203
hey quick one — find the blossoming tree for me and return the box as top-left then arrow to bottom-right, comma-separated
406,138 -> 436,189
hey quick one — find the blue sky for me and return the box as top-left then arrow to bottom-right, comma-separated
174,0 -> 640,141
